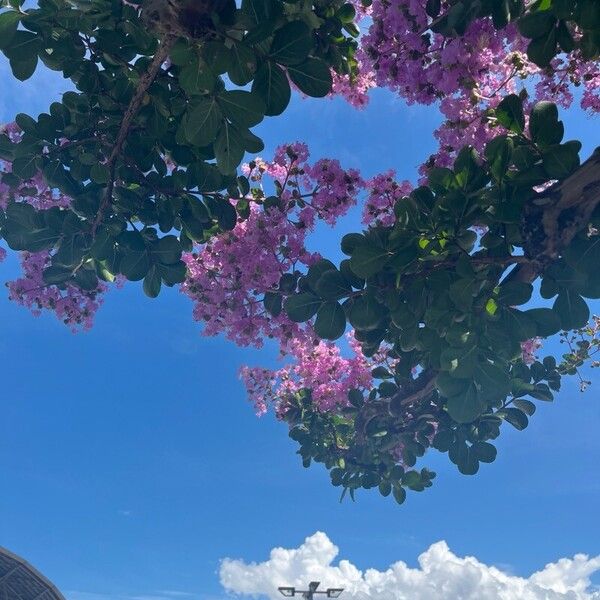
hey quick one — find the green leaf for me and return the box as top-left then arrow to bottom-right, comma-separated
542,141 -> 581,178
42,265 -> 73,285
252,62 -> 291,116
269,20 -> 312,65
90,163 -> 110,184
484,135 -> 513,180
217,199 -> 237,230
523,307 -> 562,336
497,281 -> 533,306
428,167 -> 456,192
379,480 -> 392,497
449,279 -> 476,312
529,383 -> 554,401
517,11 -> 556,38
150,235 -> 182,264
529,101 -> 564,146
340,259 -> 364,289
499,407 -> 529,430
9,53 -> 38,81
379,380 -> 398,397
306,259 -> 337,289
314,301 -> 346,340
184,97 -> 222,147
392,485 -> 406,504
513,398 -> 536,416
228,42 -> 256,86
446,384 -> 484,423
287,58 -> 333,98
169,39 -> 194,66
502,308 -> 538,341
527,28 -> 558,66
579,0 -> 600,27
120,249 -> 150,281
55,235 -> 86,267
12,154 -> 38,179
349,294 -> 384,330
348,388 -> 364,407
456,447 -> 480,475
472,441 -> 497,463
179,54 -> 216,94
3,30 -> 39,60
74,268 -> 99,291
237,127 -> 264,153
157,261 -> 187,286
214,123 -> 245,174
315,270 -> 352,299
218,90 -> 266,128
425,0 -> 441,17
143,265 -> 162,298
201,41 -> 233,74
495,94 -> 525,134
284,292 -> 321,322
432,429 -> 454,452
0,11 -> 21,49
440,345 -> 478,378
350,244 -> 389,278
264,291 -> 282,317
553,289 -> 589,329
474,360 -> 511,397
435,372 -> 470,399
341,233 -> 366,255
90,229 -> 115,261
242,0 -> 278,23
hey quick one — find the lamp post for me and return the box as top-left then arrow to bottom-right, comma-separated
278,581 -> 344,599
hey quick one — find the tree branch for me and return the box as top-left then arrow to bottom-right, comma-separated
92,33 -> 177,234
538,147 -> 600,258
388,370 -> 437,417
512,147 -> 600,283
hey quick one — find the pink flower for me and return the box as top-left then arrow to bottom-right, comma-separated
521,338 -> 543,365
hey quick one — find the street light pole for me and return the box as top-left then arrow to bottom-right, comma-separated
278,581 -> 344,599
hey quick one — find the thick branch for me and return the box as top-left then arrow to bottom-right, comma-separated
510,148 -> 600,284
388,370 -> 437,416
538,147 -> 600,258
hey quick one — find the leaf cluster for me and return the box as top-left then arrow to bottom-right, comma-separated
0,0 -> 361,293
276,95 -> 600,502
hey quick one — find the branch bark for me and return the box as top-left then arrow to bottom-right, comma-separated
388,371 -> 437,415
511,147 -> 600,284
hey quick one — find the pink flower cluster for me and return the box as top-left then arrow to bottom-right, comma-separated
362,170 -> 412,226
330,60 -> 376,108
6,251 -> 106,331
181,143 -> 364,348
1,122 -> 108,330
240,333 -> 374,415
329,1 -> 599,168
182,144 -> 387,414
521,337 -> 543,365
304,159 -> 364,225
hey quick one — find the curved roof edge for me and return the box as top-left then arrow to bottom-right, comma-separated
0,545 -> 67,600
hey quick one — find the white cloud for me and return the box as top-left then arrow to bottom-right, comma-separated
219,532 -> 600,600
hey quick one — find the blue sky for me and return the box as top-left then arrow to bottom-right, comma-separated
0,47 -> 599,600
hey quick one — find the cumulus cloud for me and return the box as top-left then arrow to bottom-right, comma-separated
220,532 -> 600,600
